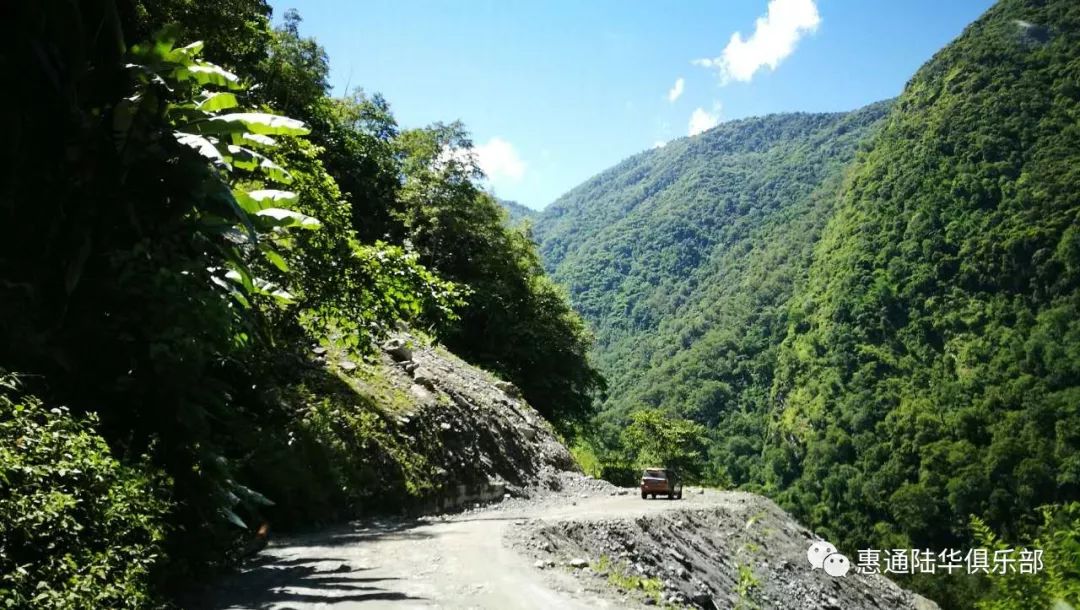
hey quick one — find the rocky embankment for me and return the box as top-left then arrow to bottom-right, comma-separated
369,332 -> 576,510
507,482 -> 939,610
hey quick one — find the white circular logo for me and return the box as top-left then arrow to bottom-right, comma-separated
806,541 -> 838,569
823,552 -> 851,577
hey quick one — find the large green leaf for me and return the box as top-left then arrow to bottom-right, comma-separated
230,132 -> 277,147
209,274 -> 252,309
202,113 -> 310,136
225,146 -> 292,183
164,41 -> 204,63
233,189 -> 298,213
254,208 -> 321,230
235,484 -> 276,507
263,248 -> 290,273
224,266 -> 255,295
220,507 -> 247,530
253,279 -> 295,305
167,105 -> 212,126
197,91 -> 239,112
209,185 -> 258,239
175,63 -> 242,90
175,132 -> 224,164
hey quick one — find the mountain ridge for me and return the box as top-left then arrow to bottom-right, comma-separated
497,198 -> 540,225
533,101 -> 893,428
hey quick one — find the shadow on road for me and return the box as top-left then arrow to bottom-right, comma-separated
190,560 -> 424,609
187,519 -> 435,609
190,512 -> 535,608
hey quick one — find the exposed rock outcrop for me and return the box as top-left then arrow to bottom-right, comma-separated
373,333 -> 576,511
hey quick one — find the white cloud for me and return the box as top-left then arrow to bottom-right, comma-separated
667,77 -> 685,102
693,0 -> 820,84
688,103 -> 722,136
474,137 -> 525,182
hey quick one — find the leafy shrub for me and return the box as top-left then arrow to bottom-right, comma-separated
620,408 -> 709,481
972,503 -> 1080,610
0,375 -> 169,609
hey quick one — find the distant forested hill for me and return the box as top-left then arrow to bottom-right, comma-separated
532,0 -> 1080,606
534,102 -> 892,456
498,198 -> 538,225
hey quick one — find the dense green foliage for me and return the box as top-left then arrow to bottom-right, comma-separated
390,124 -> 604,427
3,8 -> 346,582
3,0 -> 600,605
764,0 -> 1080,603
972,503 -> 1080,609
235,11 -> 603,427
0,375 -> 169,608
498,198 -> 539,226
534,0 -> 1080,606
535,102 -> 891,480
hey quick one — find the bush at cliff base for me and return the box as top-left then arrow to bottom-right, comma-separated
0,375 -> 170,609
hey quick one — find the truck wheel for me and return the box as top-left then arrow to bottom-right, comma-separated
641,490 -> 647,500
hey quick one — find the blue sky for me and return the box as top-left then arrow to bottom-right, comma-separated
270,0 -> 995,209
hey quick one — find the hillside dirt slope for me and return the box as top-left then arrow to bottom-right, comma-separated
198,474 -> 936,610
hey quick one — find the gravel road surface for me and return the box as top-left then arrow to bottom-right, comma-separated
197,475 -> 935,610
198,484 -> 737,609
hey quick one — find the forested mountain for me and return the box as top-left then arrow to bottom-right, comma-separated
534,0 -> 1080,606
767,0 -> 1080,601
534,102 -> 892,471
498,198 -> 539,225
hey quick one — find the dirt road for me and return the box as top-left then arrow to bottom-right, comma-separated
199,488 -> 741,610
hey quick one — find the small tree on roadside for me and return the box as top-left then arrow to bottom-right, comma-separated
621,408 -> 709,481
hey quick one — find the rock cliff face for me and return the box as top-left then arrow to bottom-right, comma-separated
240,331 -> 578,527
373,333 -> 576,510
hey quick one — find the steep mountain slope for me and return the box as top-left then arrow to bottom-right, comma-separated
499,198 -> 539,225
768,0 -> 1080,559
533,103 -> 891,480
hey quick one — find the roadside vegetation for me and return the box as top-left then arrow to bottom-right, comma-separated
591,555 -> 666,606
2,1 -> 600,605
